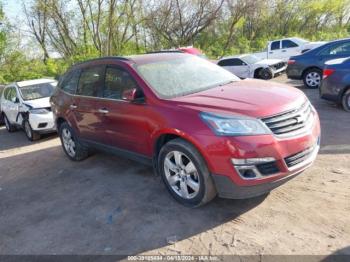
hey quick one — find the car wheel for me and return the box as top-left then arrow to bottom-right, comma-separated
258,68 -> 274,80
4,115 -> 16,132
158,138 -> 217,207
303,69 -> 322,89
59,122 -> 89,161
23,120 -> 40,141
342,89 -> 350,112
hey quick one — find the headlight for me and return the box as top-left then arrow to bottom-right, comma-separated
200,112 -> 271,136
29,108 -> 50,114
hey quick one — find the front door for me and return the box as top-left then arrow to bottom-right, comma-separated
94,65 -> 150,156
4,87 -> 20,124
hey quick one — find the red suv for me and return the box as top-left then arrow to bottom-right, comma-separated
51,53 -> 320,207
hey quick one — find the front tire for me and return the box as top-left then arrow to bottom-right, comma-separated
4,115 -> 16,132
303,68 -> 322,89
158,138 -> 216,207
258,68 -> 274,80
59,122 -> 89,161
23,120 -> 40,141
342,89 -> 350,112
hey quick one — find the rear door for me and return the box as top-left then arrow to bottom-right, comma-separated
72,65 -> 106,142
281,40 -> 300,60
268,40 -> 281,59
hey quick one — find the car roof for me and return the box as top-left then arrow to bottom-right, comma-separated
72,52 -> 192,68
16,78 -> 57,88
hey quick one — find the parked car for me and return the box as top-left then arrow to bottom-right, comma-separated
320,57 -> 350,112
287,38 -> 350,88
51,53 -> 320,207
178,46 -> 207,59
0,79 -> 57,140
0,85 -> 4,125
253,37 -> 326,61
217,54 -> 286,80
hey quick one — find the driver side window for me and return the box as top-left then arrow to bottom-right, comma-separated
103,67 -> 139,100
6,87 -> 18,102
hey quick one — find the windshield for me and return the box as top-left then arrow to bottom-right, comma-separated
294,37 -> 309,44
19,82 -> 57,101
241,55 -> 260,64
135,56 -> 239,98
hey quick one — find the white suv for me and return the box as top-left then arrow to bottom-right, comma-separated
0,79 -> 57,141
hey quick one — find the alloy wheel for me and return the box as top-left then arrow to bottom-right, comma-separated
62,128 -> 76,157
305,72 -> 321,87
163,150 -> 200,199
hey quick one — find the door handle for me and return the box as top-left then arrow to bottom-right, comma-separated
282,50 -> 287,52
70,104 -> 77,109
98,108 -> 109,114
269,52 -> 273,54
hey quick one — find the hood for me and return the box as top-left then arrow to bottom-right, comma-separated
254,59 -> 285,66
170,79 -> 306,118
23,97 -> 51,109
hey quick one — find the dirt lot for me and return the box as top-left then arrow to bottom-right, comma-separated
0,75 -> 349,257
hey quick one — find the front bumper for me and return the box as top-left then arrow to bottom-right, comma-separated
212,143 -> 319,199
29,112 -> 56,133
194,112 -> 321,199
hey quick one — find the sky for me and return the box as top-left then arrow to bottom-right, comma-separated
3,0 -> 23,20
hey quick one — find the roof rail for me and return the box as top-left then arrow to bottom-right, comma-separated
146,50 -> 183,54
72,56 -> 129,67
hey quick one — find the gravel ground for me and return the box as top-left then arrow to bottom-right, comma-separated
0,75 -> 349,257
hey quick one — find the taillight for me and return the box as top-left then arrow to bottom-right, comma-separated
323,69 -> 335,79
288,60 -> 296,65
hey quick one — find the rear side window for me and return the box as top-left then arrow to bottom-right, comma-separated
282,40 -> 298,48
103,67 -> 138,100
60,70 -> 81,94
271,41 -> 280,50
77,66 -> 105,97
218,59 -> 245,66
320,41 -> 350,56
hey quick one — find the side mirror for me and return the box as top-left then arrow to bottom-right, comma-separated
121,88 -> 144,103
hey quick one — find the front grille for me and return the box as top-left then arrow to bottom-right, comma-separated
261,101 -> 313,136
285,145 -> 315,168
256,161 -> 279,175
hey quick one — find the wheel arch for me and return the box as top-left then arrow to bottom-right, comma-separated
302,66 -> 322,79
254,67 -> 264,78
152,129 -> 214,173
56,117 -> 67,130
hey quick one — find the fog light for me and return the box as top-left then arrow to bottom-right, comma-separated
231,157 -> 277,180
231,157 -> 275,165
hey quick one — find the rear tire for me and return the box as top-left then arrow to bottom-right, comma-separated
59,122 -> 89,161
158,138 -> 217,207
303,68 -> 322,89
4,115 -> 16,132
342,89 -> 350,112
23,120 -> 40,141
